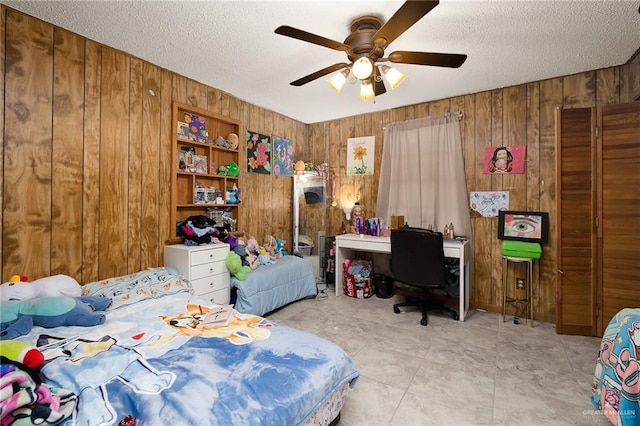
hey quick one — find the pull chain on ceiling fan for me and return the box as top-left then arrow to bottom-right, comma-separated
274,0 -> 467,100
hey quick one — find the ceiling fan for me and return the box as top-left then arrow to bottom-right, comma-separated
274,0 -> 467,99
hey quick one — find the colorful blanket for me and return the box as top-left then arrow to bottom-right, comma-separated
0,357 -> 76,425
592,308 -> 640,425
18,292 -> 359,426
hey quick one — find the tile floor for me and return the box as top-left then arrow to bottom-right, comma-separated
266,284 -> 609,426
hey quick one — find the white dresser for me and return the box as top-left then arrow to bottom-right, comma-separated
164,243 -> 230,304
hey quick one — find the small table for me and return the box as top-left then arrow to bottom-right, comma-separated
501,256 -> 534,326
334,233 -> 470,322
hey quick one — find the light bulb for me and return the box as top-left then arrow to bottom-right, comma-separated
381,65 -> 407,90
343,207 -> 353,221
327,69 -> 350,93
352,57 -> 373,80
358,81 -> 375,101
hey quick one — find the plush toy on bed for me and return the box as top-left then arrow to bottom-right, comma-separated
258,247 -> 276,266
263,235 -> 277,257
275,238 -> 287,258
0,296 -> 111,339
0,274 -> 82,301
0,339 -> 44,368
226,252 -> 252,281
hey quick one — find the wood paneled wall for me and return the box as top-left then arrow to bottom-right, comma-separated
1,7 -> 638,322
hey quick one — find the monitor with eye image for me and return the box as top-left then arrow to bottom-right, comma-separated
497,210 -> 549,244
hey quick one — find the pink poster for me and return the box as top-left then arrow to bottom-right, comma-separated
483,146 -> 526,174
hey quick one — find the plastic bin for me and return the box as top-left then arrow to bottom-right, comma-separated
373,274 -> 393,298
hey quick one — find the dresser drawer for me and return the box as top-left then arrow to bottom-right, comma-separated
190,272 -> 230,295
191,261 -> 228,280
198,288 -> 231,305
191,247 -> 228,266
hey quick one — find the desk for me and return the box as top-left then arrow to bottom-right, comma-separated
334,233 -> 470,322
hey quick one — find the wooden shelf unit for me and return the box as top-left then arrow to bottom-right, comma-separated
170,102 -> 241,243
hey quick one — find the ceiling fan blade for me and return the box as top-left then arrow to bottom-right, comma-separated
290,63 -> 350,86
389,51 -> 467,68
275,26 -> 350,52
372,1 -> 439,47
374,67 -> 387,96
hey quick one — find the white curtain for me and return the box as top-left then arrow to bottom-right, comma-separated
376,114 -> 471,239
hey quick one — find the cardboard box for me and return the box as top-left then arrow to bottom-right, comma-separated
390,215 -> 405,229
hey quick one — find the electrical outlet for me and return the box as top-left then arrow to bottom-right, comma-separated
516,278 -> 525,289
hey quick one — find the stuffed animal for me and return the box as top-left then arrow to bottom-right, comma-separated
0,296 -> 111,340
0,274 -> 82,302
275,238 -> 287,257
0,339 -> 44,368
225,252 -> 251,281
257,248 -> 276,266
245,237 -> 260,256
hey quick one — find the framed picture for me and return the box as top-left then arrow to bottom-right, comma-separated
272,136 -> 294,176
246,130 -> 271,174
498,210 -> 549,244
177,121 -> 190,140
193,155 -> 208,174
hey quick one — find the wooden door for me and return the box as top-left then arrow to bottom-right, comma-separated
555,107 -> 598,336
596,102 -> 640,335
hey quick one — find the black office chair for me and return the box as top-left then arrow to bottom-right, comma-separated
391,227 -> 459,326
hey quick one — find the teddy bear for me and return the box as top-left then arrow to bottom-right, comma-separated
0,274 -> 82,301
0,296 -> 111,340
225,252 -> 252,281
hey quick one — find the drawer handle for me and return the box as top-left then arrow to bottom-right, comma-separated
209,282 -> 214,287
209,268 -> 214,273
209,254 -> 214,259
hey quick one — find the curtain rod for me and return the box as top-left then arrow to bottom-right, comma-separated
383,110 -> 464,130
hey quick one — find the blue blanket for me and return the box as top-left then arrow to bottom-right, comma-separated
592,308 -> 640,425
20,292 -> 359,426
232,255 -> 317,316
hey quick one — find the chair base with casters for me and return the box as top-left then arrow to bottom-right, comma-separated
393,289 -> 459,326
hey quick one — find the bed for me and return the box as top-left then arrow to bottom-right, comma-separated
231,255 -> 318,316
592,308 -> 640,425
3,268 -> 359,426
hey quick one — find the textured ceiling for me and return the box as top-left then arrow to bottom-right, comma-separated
3,0 -> 639,124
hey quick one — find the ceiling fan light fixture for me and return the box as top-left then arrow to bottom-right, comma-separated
352,57 -> 373,80
327,69 -> 350,93
381,65 -> 407,90
358,80 -> 375,101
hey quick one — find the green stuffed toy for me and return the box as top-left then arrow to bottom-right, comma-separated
0,339 -> 44,369
225,251 -> 251,280
0,296 -> 111,340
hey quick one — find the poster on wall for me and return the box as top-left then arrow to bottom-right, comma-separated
470,191 -> 509,217
246,131 -> 271,174
483,146 -> 526,174
272,136 -> 294,176
347,136 -> 375,176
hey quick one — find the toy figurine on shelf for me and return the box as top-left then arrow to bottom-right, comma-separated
350,203 -> 365,234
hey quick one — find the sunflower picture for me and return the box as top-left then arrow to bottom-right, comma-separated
347,136 -> 375,176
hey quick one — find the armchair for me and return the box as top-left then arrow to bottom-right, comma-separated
391,227 -> 459,326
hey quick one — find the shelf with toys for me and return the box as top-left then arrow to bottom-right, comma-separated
170,102 -> 242,243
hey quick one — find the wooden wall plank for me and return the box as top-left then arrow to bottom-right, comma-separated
99,48 -> 130,279
82,40 -> 101,284
539,77 -> 563,322
563,71 -> 596,108
186,78 -> 207,108
51,28 -> 84,279
3,12 -> 53,280
140,62 -> 162,268
127,58 -> 143,273
596,67 -> 620,106
159,69 -> 173,245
